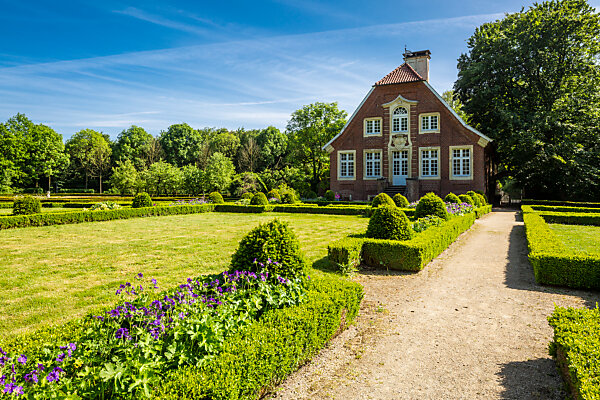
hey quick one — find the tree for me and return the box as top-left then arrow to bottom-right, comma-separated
205,152 -> 235,192
455,0 -> 600,200
286,102 -> 347,192
110,160 -> 139,195
159,123 -> 204,167
181,164 -> 206,195
113,126 -> 154,170
142,161 -> 183,195
238,135 -> 260,172
66,129 -> 111,192
257,126 -> 288,170
208,128 -> 240,161
441,90 -> 471,124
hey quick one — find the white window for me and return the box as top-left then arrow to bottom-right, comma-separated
420,148 -> 439,178
449,145 -> 473,180
338,151 -> 355,179
364,151 -> 382,178
364,118 -> 382,136
419,113 -> 440,133
392,107 -> 408,133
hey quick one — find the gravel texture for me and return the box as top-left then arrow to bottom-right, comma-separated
269,209 -> 600,400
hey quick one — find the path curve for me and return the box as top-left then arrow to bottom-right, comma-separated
270,210 -> 600,400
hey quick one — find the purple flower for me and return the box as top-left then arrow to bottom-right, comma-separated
46,367 -> 63,383
115,328 -> 130,340
3,382 -> 21,395
136,273 -> 143,279
56,353 -> 66,363
37,363 -> 44,371
17,355 -> 26,365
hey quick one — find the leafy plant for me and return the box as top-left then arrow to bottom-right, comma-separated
444,193 -> 461,204
88,201 -> 121,211
371,193 -> 395,208
132,192 -> 152,208
415,193 -> 449,220
241,192 -> 253,200
412,215 -> 444,233
392,193 -> 409,208
325,190 -> 335,201
366,205 -> 414,241
267,189 -> 281,201
12,195 -> 41,215
250,192 -> 268,205
467,191 -> 482,207
209,191 -> 225,204
459,194 -> 475,206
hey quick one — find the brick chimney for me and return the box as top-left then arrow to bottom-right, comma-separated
403,49 -> 431,81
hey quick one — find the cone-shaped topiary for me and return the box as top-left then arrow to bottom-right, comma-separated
474,192 -> 487,206
415,192 -> 449,220
231,218 -> 307,278
325,190 -> 335,201
444,193 -> 461,204
371,193 -> 395,208
393,193 -> 409,208
475,190 -> 489,204
209,192 -> 225,204
132,192 -> 152,208
250,192 -> 268,205
241,192 -> 253,200
12,195 -> 41,215
467,191 -> 481,207
459,194 -> 475,206
366,205 -> 415,241
267,189 -> 281,201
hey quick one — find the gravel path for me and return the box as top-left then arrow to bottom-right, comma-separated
269,210 -> 600,400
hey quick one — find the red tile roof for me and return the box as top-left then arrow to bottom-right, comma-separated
374,63 -> 424,86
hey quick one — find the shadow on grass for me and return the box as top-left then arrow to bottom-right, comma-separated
497,358 -> 567,400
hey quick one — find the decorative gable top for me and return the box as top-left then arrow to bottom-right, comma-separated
374,63 -> 424,86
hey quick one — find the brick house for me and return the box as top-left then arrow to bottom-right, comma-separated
323,50 -> 494,202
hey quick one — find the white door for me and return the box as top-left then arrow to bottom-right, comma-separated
392,150 -> 408,186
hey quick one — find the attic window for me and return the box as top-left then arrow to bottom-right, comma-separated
392,107 -> 408,133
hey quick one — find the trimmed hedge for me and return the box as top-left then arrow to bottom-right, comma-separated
303,200 -> 371,206
0,204 -> 215,230
366,206 -> 414,241
522,199 -> 600,208
522,207 -> 600,289
13,195 -> 41,215
548,306 -> 600,400
530,205 -> 600,214
535,211 -> 600,226
152,275 -> 363,399
214,204 -> 274,213
273,204 -> 368,216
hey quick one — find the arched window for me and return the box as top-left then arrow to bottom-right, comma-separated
392,107 -> 408,132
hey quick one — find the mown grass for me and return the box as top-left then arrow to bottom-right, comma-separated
549,223 -> 600,254
0,212 -> 368,338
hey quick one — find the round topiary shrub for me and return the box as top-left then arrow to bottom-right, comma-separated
250,192 -> 268,205
459,194 -> 475,206
12,195 -> 41,215
281,192 -> 298,204
475,190 -> 489,204
267,189 -> 281,201
132,192 -> 152,208
325,190 -> 335,201
392,193 -> 409,208
474,193 -> 487,206
366,205 -> 415,241
467,191 -> 482,207
305,190 -> 318,199
241,192 -> 253,200
444,193 -> 461,204
415,192 -> 449,220
209,192 -> 225,204
371,193 -> 395,208
231,218 -> 307,278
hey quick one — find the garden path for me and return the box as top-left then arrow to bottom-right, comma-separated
269,210 -> 600,400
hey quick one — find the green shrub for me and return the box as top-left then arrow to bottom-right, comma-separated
412,215 -> 444,233
305,190 -> 318,199
444,193 -> 461,204
12,195 -> 41,215
415,192 -> 449,220
209,192 -> 225,204
214,204 -> 273,213
241,192 -> 253,200
474,190 -> 488,204
393,193 -> 409,208
467,191 -> 482,207
459,194 -> 475,206
366,205 -> 414,241
266,189 -> 281,201
533,210 -> 600,226
531,205 -> 600,214
132,192 -> 152,208
328,238 -> 363,274
250,192 -> 268,205
281,192 -> 298,204
371,193 -> 395,208
325,190 -> 335,201
522,199 -> 600,208
273,204 -> 367,216
475,193 -> 487,206
231,219 -> 307,278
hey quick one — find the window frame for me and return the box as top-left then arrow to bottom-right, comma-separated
337,150 -> 356,181
419,146 -> 441,180
419,112 -> 441,134
392,107 -> 409,134
363,117 -> 382,137
363,149 -> 383,180
449,145 -> 473,180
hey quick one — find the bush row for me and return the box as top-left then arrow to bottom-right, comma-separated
548,306 -> 600,400
152,275 -> 363,399
535,210 -> 600,226
214,204 -> 275,213
522,199 -> 600,208
273,204 -> 369,216
530,205 -> 600,214
0,204 -> 215,230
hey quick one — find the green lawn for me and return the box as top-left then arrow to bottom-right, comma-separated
549,223 -> 600,254
0,212 -> 367,339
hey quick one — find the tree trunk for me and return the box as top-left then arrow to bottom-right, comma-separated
48,175 -> 51,192
99,174 -> 102,194
85,173 -> 88,190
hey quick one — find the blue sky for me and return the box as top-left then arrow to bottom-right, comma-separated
1,0 -> 598,139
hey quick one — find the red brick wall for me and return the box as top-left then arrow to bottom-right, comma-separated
329,81 -> 488,201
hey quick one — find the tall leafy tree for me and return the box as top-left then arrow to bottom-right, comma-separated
286,102 -> 347,192
257,126 -> 288,170
110,160 -> 139,195
113,126 -> 154,170
455,0 -> 600,200
205,152 -> 235,192
66,129 -> 111,192
159,123 -> 204,167
141,161 -> 183,195
208,128 -> 240,161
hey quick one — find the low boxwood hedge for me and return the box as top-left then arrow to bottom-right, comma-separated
0,204 -> 215,230
530,205 -> 600,214
273,204 -> 368,216
522,207 -> 600,289
535,211 -> 600,226
522,199 -> 600,208
214,204 -> 274,213
548,306 -> 600,400
152,275 -> 363,399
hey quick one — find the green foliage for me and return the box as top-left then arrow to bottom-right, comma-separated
530,205 -> 600,214
230,219 -> 307,278
475,193 -> 487,206
392,193 -> 409,208
441,90 -> 471,123
459,194 -> 475,206
412,215 -> 445,233
277,183 -> 299,204
214,204 -> 273,213
415,192 -> 449,220
444,193 -> 461,204
522,199 -> 600,208
328,238 -> 363,274
474,190 -> 488,204
66,129 -> 111,193
181,164 -> 205,196
205,152 -> 235,193
256,126 -> 288,170
548,306 -> 600,400
229,172 -> 265,197
273,204 -> 368,216
209,192 -> 225,204
534,210 -> 600,226
371,193 -> 395,208
467,191 -> 482,207
88,201 -> 121,211
455,0 -> 600,200
132,192 -> 152,208
159,123 -> 204,167
141,161 -> 183,196
325,190 -> 335,201
109,160 -> 138,195
112,125 -> 155,170
366,206 -> 414,241
241,192 -> 253,200
267,189 -> 281,201
12,195 -> 41,215
250,192 -> 268,205
305,190 -> 318,199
